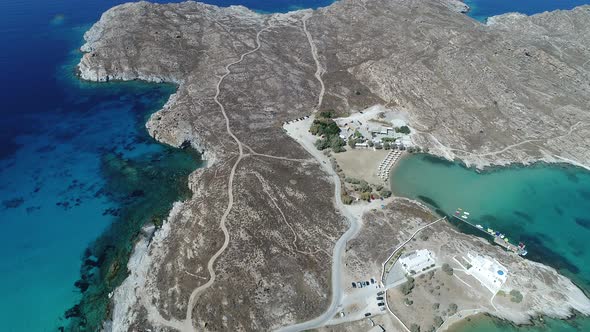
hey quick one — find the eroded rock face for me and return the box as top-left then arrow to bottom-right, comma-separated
78,0 -> 590,330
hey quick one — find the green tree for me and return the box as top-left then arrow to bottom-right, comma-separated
310,119 -> 340,137
329,135 -> 345,150
358,180 -> 371,193
396,125 -> 411,134
510,290 -> 523,303
318,110 -> 335,119
448,303 -> 458,315
380,189 -> 392,198
314,138 -> 329,150
309,122 -> 321,135
360,192 -> 371,201
345,177 -> 361,184
401,277 -> 415,295
348,138 -> 357,148
341,194 -> 354,205
410,323 -> 420,332
442,263 -> 454,276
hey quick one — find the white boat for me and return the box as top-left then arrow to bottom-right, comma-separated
476,224 -> 483,229
463,212 -> 470,215
461,215 -> 468,219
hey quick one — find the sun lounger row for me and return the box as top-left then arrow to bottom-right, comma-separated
283,115 -> 310,125
377,151 -> 404,180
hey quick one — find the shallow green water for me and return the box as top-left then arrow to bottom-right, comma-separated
452,314 -> 590,332
390,154 -> 590,331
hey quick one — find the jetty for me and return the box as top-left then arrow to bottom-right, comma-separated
377,150 -> 403,181
452,208 -> 528,256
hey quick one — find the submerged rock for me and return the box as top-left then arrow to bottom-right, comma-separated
2,197 -> 24,209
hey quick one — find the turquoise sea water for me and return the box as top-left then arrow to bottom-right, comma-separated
2,0 -> 590,330
390,154 -> 590,331
453,314 -> 590,332
464,0 -> 590,22
0,0 -> 336,330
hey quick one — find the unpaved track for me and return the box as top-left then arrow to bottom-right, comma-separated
276,14 -> 362,332
183,25 -> 271,331
303,12 -> 325,111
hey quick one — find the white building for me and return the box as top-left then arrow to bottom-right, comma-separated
465,252 -> 508,294
399,249 -> 436,275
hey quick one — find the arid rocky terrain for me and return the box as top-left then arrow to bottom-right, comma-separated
77,0 -> 590,330
341,198 -> 590,332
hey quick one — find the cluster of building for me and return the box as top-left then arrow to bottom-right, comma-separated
335,118 -> 413,149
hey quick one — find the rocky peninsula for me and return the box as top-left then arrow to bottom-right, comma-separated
78,0 -> 590,330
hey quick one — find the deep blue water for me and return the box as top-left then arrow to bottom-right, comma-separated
464,0 -> 590,22
1,0 -> 589,330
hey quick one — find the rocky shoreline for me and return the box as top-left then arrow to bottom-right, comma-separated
77,0 -> 590,330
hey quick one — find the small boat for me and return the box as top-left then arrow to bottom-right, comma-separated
463,212 -> 470,215
476,224 -> 483,229
461,215 -> 468,219
500,234 -> 505,239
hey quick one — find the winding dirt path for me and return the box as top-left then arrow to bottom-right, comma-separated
251,172 -> 325,256
183,25 -> 271,331
276,14 -> 363,332
422,121 -> 586,161
303,12 -> 325,111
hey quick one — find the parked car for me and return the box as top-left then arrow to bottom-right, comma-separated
357,282 -> 363,288
377,302 -> 385,306
364,313 -> 371,317
376,296 -> 384,301
352,282 -> 356,288
370,278 -> 376,284
377,291 -> 385,296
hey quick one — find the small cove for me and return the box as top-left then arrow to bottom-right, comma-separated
390,154 -> 590,331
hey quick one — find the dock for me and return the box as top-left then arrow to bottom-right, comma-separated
452,208 -> 527,256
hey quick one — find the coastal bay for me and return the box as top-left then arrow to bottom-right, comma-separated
390,154 -> 590,331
